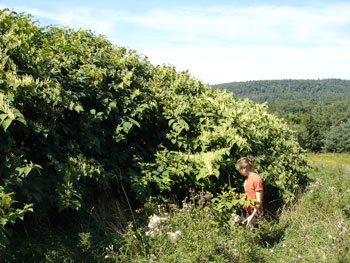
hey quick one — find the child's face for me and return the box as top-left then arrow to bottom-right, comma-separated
239,167 -> 248,177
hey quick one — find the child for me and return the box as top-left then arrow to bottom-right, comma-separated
236,157 -> 264,227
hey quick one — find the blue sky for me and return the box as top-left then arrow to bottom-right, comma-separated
1,0 -> 349,84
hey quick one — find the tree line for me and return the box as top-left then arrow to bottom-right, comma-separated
213,80 -> 350,152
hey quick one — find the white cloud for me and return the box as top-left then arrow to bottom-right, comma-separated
139,44 -> 350,84
1,5 -> 115,36
2,2 -> 350,83
125,4 -> 350,84
4,3 -> 350,48
119,4 -> 350,47
122,3 -> 350,83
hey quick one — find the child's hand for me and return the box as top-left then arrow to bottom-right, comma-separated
243,214 -> 254,227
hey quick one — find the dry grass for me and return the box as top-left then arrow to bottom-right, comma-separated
89,196 -> 130,235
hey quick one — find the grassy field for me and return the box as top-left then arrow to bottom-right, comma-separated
306,152 -> 350,166
3,153 -> 350,262
98,153 -> 350,262
261,153 -> 350,262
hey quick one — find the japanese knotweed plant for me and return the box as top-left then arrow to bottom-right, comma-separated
0,94 -> 40,247
135,66 -> 309,203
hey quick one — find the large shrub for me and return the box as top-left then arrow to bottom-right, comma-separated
0,9 -> 308,246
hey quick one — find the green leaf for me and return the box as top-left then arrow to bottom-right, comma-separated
123,121 -> 133,133
168,119 -> 175,126
231,200 -> 239,206
1,118 -> 12,132
128,117 -> 140,128
69,102 -> 74,110
244,200 -> 251,206
17,211 -> 25,221
71,199 -> 81,210
213,169 -> 220,178
17,117 -> 27,126
23,166 -> 32,177
0,218 -> 8,227
227,202 -> 234,209
196,168 -> 208,181
15,166 -> 32,177
74,105 -> 84,113
0,114 -> 8,123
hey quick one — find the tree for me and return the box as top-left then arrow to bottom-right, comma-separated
323,120 -> 350,153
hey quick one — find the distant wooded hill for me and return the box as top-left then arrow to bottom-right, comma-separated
212,79 -> 350,102
212,79 -> 350,153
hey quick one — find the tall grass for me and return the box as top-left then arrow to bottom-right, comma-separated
4,154 -> 350,262
110,154 -> 350,262
261,164 -> 350,262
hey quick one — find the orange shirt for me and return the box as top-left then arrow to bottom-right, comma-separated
243,173 -> 264,212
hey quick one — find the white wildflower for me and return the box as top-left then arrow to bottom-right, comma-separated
175,230 -> 182,235
328,186 -> 336,192
231,213 -> 241,224
105,245 -> 113,251
167,230 -> 182,243
145,231 -> 154,238
309,178 -> 322,192
343,205 -> 350,211
335,218 -> 348,233
148,214 -> 167,230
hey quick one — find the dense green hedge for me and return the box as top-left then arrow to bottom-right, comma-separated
0,9 -> 308,247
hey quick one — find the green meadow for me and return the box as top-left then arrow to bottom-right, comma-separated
306,152 -> 350,166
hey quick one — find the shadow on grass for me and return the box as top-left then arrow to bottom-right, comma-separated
256,212 -> 287,249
